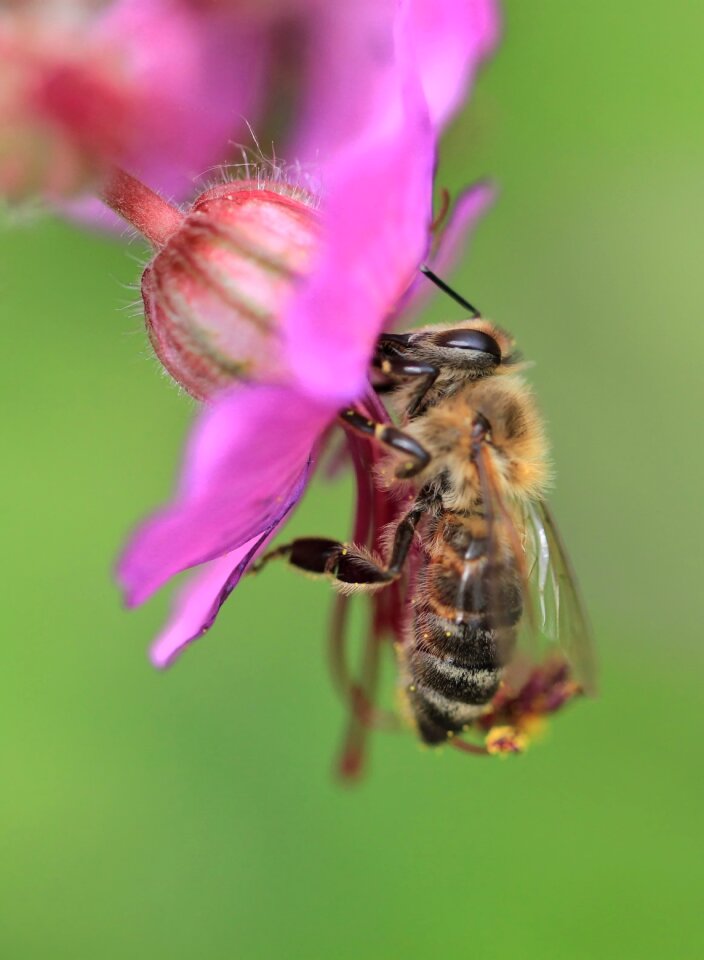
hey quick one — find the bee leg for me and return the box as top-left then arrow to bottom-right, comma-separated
254,537 -> 394,586
339,407 -> 431,478
372,338 -> 440,415
387,491 -> 433,574
254,488 -> 434,586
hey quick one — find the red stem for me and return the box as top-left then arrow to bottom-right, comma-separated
100,167 -> 183,248
450,738 -> 490,756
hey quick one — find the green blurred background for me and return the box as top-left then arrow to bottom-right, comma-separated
2,1 -> 703,957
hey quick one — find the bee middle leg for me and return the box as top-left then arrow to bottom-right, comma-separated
339,407 -> 430,479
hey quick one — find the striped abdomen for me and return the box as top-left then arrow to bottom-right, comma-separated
405,513 -> 523,745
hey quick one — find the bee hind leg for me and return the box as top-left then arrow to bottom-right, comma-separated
253,487 -> 435,587
253,537 -> 394,589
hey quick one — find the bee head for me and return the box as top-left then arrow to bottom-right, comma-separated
413,319 -> 516,378
411,267 -> 515,373
434,328 -> 501,357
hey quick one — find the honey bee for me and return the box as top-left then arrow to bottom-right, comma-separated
256,267 -> 595,763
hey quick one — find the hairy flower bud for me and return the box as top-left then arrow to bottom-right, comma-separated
141,181 -> 320,399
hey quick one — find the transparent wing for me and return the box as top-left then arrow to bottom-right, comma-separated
523,500 -> 597,695
473,445 -> 538,680
473,444 -> 596,695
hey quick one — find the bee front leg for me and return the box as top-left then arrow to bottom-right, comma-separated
372,338 -> 440,416
339,407 -> 431,478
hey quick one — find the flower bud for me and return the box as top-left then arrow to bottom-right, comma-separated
141,180 -> 320,399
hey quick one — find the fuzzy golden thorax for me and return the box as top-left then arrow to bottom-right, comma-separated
405,374 -> 550,512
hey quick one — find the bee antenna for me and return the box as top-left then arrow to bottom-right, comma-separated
420,264 -> 481,318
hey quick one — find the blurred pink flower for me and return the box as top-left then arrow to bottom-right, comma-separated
1,0 -> 498,208
0,0 -> 265,203
110,0 -> 498,668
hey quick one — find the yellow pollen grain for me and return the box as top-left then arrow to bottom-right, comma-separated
485,725 -> 528,756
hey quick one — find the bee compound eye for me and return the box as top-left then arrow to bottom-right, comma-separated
434,329 -> 502,362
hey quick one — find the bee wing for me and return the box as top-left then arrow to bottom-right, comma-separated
473,445 -> 539,681
474,445 -> 596,695
522,500 -> 598,695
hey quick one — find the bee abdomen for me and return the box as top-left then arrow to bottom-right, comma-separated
409,647 -> 501,705
408,685 -> 487,745
415,610 -> 504,664
426,563 -> 523,625
407,615 -> 505,744
405,612 -> 510,745
400,510 -> 525,744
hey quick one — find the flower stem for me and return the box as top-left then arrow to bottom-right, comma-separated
101,167 -> 183,248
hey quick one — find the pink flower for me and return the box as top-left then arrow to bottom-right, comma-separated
109,0 -> 498,671
1,0 -> 498,208
178,0 -> 500,164
286,0 -> 499,163
0,0 -> 263,203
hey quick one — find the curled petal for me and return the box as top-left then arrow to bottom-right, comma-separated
401,180 -> 495,321
118,384 -> 332,606
150,527 -> 278,669
408,0 -> 501,130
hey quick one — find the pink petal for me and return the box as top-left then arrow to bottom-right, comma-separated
284,11 -> 435,402
149,527 -> 278,669
291,0 -> 500,167
401,180 -> 495,320
94,0 -> 270,200
118,384 -> 332,607
290,0 -> 400,167
408,0 -> 501,130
